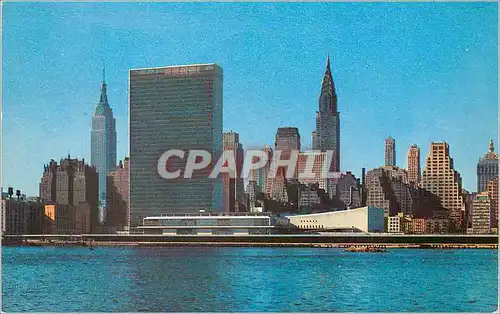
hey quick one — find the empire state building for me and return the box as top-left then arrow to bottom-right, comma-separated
312,56 -> 340,172
91,67 -> 117,223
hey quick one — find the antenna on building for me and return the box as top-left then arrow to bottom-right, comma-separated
103,61 -> 106,84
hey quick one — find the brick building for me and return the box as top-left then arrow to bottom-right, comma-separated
106,158 -> 130,232
39,156 -> 98,233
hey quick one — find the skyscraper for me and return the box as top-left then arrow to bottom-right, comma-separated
250,145 -> 273,194
91,67 -> 117,223
407,144 -> 421,185
366,165 -> 439,219
382,165 -> 408,183
39,156 -> 99,233
275,127 -> 300,151
333,172 -> 361,208
487,178 -> 498,228
365,166 -> 410,217
471,192 -> 493,234
222,131 -> 245,212
106,158 -> 130,232
268,127 -> 300,198
462,189 -> 476,229
129,64 -> 223,227
269,171 -> 289,203
385,136 -> 396,166
421,142 -> 463,228
312,56 -> 340,172
477,139 -> 498,192
296,151 -> 333,195
365,168 -> 393,217
246,180 -> 260,212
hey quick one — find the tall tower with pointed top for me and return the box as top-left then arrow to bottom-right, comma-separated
312,56 -> 340,172
91,66 -> 117,224
385,136 -> 396,166
477,139 -> 498,192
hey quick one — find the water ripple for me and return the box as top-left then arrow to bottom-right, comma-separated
2,247 -> 498,312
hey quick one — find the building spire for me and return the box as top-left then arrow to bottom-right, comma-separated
99,64 -> 108,104
102,62 -> 106,84
94,63 -> 111,116
489,139 -> 494,152
319,55 -> 337,114
326,55 -> 331,75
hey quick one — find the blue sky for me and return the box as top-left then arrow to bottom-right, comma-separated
3,2 -> 498,196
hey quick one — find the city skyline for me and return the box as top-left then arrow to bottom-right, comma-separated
3,2 -> 497,196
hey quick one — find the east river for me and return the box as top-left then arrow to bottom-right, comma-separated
2,247 -> 497,312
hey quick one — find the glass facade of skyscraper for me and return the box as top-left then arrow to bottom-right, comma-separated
129,64 -> 223,227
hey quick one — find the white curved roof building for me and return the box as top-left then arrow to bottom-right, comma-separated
283,206 -> 385,233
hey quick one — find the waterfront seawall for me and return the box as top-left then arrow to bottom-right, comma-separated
2,234 -> 498,248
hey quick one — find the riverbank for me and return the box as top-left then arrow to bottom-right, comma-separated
4,239 -> 497,249
3,234 -> 498,248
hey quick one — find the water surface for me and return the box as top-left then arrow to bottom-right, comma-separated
2,247 -> 497,312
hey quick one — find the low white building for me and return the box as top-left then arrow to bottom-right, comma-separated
283,206 -> 385,233
139,214 -> 273,235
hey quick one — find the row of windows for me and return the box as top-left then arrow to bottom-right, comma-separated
145,218 -> 269,227
131,104 -> 215,111
130,82 -> 215,90
145,229 -> 268,236
130,71 -> 219,80
300,219 -> 321,223
298,225 -> 324,229
130,96 -> 215,103
130,79 -> 217,86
